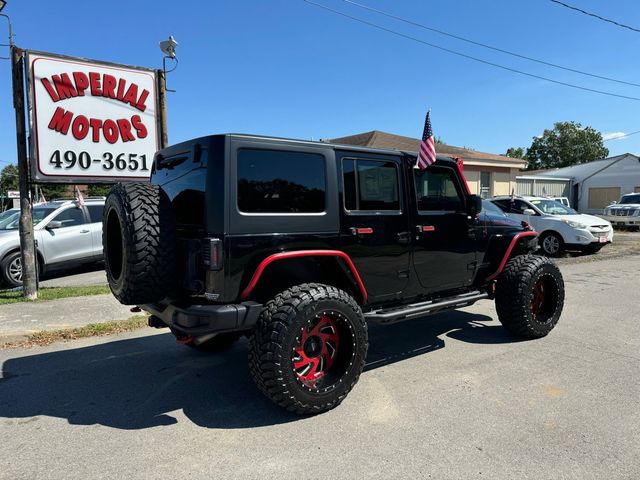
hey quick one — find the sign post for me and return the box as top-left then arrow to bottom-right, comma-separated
12,46 -> 37,299
9,49 -> 162,298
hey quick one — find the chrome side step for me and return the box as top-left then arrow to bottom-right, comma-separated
364,291 -> 489,324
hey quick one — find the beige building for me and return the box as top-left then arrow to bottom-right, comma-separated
328,131 -> 526,198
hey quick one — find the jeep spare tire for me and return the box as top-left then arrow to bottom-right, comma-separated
103,183 -> 177,305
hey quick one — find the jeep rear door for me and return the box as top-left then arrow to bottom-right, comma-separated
411,164 -> 476,292
337,152 -> 411,303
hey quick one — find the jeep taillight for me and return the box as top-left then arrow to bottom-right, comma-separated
203,238 -> 223,270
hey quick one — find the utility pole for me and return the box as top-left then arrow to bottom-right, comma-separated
157,69 -> 168,149
12,46 -> 37,299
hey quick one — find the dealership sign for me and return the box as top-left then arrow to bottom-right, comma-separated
26,51 -> 160,183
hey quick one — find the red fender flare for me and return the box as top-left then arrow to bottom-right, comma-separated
239,250 -> 368,303
485,231 -> 538,282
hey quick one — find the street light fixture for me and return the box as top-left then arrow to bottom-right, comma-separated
159,35 -> 178,92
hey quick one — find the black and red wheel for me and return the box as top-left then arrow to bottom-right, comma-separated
495,254 -> 564,338
248,283 -> 368,415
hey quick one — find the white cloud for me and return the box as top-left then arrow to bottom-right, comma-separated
602,131 -> 627,141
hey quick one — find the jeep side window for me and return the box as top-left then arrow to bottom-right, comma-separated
52,207 -> 86,227
237,149 -> 326,213
342,159 -> 400,212
414,168 -> 463,212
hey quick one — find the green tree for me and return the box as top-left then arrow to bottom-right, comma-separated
86,184 -> 115,197
505,147 -> 525,159
0,164 -> 19,191
39,184 -> 71,200
524,121 -> 609,170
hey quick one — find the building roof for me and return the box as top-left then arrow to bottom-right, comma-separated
520,153 -> 639,181
327,130 -> 527,168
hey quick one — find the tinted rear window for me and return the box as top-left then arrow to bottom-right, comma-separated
237,149 -> 326,213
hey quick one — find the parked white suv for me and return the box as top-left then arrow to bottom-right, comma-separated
602,193 -> 640,230
490,196 -> 613,256
0,198 -> 105,287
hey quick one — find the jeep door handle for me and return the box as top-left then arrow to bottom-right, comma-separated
416,225 -> 436,233
350,227 -> 374,235
80,229 -> 90,233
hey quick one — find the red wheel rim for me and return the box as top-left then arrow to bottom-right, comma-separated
531,278 -> 546,315
292,314 -> 341,389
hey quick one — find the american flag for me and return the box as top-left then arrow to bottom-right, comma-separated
75,186 -> 85,207
417,111 -> 436,170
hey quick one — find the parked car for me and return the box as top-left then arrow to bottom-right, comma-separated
102,133 -> 565,415
551,196 -> 570,207
490,195 -> 613,256
0,198 -> 105,287
0,208 -> 19,223
602,193 -> 640,230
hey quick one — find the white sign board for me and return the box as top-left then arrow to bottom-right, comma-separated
26,51 -> 160,183
7,190 -> 20,199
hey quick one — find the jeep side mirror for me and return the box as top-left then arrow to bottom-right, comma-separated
46,220 -> 63,230
611,201 -> 617,205
467,194 -> 482,217
523,208 -> 536,216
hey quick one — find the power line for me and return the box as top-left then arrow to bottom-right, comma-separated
341,0 -> 640,88
603,130 -> 640,142
550,0 -> 640,34
303,1 -> 640,102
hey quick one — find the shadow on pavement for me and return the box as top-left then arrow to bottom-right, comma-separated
0,310 -> 514,430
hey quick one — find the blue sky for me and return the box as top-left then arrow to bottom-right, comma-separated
1,0 -> 640,168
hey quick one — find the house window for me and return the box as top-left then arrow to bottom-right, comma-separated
480,171 -> 491,199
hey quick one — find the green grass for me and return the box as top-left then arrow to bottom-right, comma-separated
0,285 -> 112,305
3,315 -> 149,348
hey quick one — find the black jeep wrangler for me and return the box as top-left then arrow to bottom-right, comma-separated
103,134 -> 564,414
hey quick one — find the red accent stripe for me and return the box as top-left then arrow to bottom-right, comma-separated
422,225 -> 436,232
485,232 -> 538,282
239,250 -> 368,303
356,227 -> 373,235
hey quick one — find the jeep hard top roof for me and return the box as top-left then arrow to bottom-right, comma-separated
161,133 -> 458,165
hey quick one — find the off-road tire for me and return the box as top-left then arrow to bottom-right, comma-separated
540,231 -> 563,257
495,254 -> 564,339
248,283 -> 368,415
103,183 -> 177,305
185,332 -> 242,353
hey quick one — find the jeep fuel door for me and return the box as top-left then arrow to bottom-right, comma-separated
338,154 -> 411,303
411,165 -> 477,293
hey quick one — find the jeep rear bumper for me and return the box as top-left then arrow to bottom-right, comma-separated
141,300 -> 263,335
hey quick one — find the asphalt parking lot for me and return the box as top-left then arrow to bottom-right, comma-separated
1,251 -> 638,479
